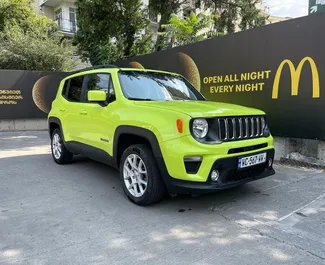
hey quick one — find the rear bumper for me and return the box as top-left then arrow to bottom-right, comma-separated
158,148 -> 275,195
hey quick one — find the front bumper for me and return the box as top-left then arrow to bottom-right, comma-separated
157,135 -> 275,195
161,148 -> 275,195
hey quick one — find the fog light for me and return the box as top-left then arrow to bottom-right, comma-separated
268,158 -> 273,167
211,170 -> 219,181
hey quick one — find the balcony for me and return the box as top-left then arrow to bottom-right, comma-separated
41,0 -> 75,8
55,18 -> 77,36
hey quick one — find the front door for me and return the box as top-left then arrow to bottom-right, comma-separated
79,72 -> 116,158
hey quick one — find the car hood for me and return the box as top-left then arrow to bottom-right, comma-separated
134,100 -> 265,117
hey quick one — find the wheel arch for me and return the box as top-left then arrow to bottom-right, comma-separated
48,117 -> 64,140
113,125 -> 173,191
113,125 -> 163,167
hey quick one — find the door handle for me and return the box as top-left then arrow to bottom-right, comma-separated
80,110 -> 87,116
59,108 -> 65,112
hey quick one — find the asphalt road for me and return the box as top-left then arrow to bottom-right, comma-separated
0,131 -> 325,265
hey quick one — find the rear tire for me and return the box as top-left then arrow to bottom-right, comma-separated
119,144 -> 166,206
51,128 -> 73,164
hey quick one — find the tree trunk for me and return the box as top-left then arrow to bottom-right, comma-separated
154,13 -> 169,51
124,27 -> 136,58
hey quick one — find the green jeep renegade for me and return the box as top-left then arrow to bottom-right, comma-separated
48,65 -> 275,206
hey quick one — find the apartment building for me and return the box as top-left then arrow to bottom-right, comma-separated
36,0 -> 77,37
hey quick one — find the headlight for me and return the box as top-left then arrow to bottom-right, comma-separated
192,119 -> 208,138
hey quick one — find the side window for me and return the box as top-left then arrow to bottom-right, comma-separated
85,73 -> 116,103
61,79 -> 69,97
67,75 -> 84,102
108,78 -> 116,102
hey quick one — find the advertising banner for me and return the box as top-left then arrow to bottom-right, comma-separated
116,13 -> 325,140
1,13 -> 325,140
0,71 -> 68,120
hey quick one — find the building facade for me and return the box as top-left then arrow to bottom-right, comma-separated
37,0 -> 77,37
35,0 -> 274,38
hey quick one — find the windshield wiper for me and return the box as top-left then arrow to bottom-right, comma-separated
127,97 -> 155,101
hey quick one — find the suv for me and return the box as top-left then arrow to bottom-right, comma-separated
48,65 -> 275,206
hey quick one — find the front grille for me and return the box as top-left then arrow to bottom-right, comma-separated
228,143 -> 268,154
216,116 -> 265,141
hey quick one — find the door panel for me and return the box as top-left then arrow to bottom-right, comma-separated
79,73 -> 116,157
61,74 -> 85,144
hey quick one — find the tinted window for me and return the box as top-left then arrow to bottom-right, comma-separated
108,78 -> 116,102
61,79 -> 69,97
118,70 -> 205,101
86,73 -> 115,103
67,75 -> 83,102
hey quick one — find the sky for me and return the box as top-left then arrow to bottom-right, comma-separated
264,0 -> 309,18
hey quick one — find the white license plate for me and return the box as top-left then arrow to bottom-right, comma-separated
238,153 -> 267,169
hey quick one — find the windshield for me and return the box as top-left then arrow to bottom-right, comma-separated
118,70 -> 205,101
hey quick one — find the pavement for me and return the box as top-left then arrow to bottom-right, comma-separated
0,131 -> 325,265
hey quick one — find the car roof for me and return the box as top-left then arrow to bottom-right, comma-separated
67,65 -> 181,78
118,67 -> 181,76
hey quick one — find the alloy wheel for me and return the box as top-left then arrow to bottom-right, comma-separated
52,133 -> 62,160
123,154 -> 148,197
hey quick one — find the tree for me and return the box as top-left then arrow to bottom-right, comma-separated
201,0 -> 267,33
158,12 -> 219,48
0,0 -> 75,71
150,0 -> 266,50
149,0 -> 186,51
0,26 -> 75,71
0,0 -> 56,35
238,0 -> 268,30
75,0 -> 153,65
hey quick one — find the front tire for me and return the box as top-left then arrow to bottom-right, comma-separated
51,128 -> 73,164
119,144 -> 166,206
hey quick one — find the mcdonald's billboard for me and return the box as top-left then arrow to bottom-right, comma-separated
115,12 -> 325,140
1,13 -> 325,140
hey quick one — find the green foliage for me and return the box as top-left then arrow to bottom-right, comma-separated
75,0 -> 153,65
159,13 -> 220,48
148,0 -> 184,51
150,0 -> 267,50
0,0 -> 75,71
201,0 -> 267,34
0,26 -> 75,71
238,0 -> 268,30
0,0 -> 57,35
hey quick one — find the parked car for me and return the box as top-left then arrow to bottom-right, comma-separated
48,65 -> 275,206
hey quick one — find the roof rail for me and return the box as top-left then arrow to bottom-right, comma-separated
69,64 -> 118,74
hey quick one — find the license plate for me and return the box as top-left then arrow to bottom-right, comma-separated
238,153 -> 266,169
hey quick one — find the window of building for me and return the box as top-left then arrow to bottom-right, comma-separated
67,75 -> 84,102
69,8 -> 77,33
54,8 -> 62,28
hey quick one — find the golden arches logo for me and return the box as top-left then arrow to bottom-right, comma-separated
272,57 -> 320,99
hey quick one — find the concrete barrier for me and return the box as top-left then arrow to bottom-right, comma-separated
0,119 -> 47,132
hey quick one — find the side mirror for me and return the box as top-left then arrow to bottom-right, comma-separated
88,90 -> 107,103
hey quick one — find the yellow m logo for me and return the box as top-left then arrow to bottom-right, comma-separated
272,57 -> 320,99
